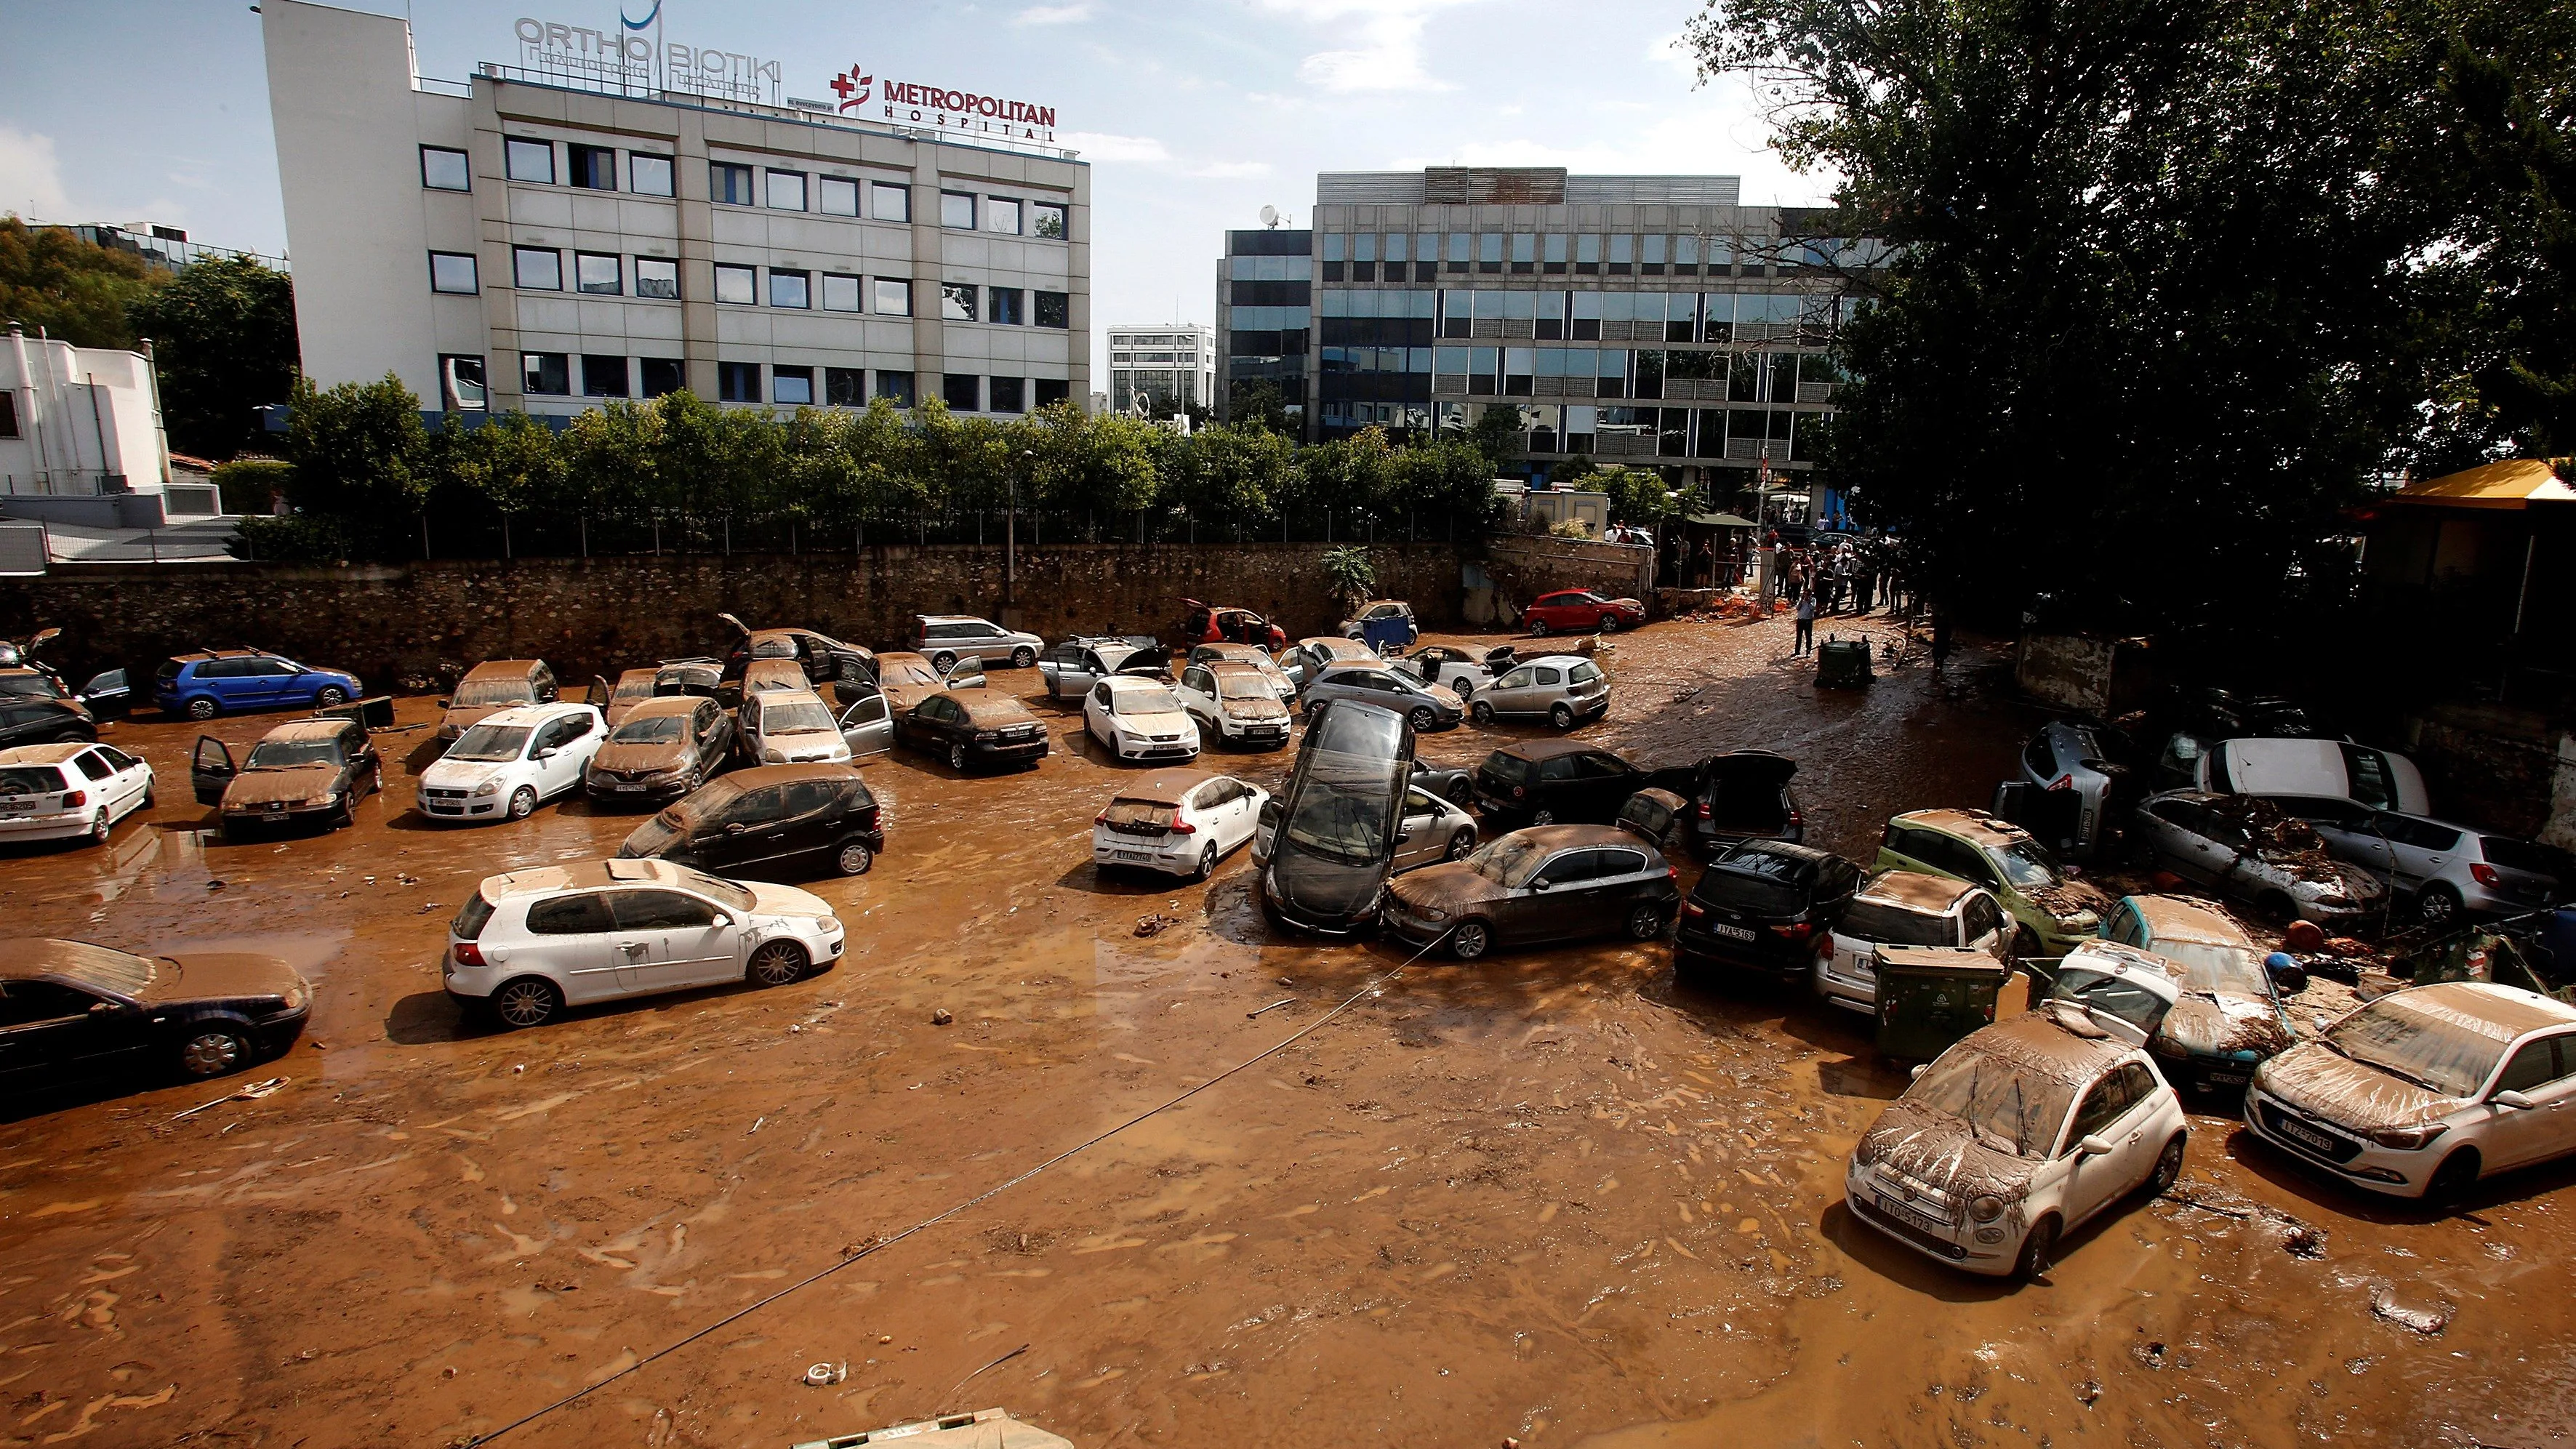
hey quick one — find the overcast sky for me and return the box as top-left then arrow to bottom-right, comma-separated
1,0 -> 1837,377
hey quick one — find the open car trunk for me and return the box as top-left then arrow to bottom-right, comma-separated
1695,750 -> 1796,834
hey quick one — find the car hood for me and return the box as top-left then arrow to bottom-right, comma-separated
143,952 -> 303,1005
2158,992 -> 2293,1059
2025,878 -> 2114,923
1855,1096 -> 2040,1214
880,682 -> 941,713
222,765 -> 343,808
420,758 -> 516,789
592,741 -> 691,774
1602,598 -> 1644,612
1388,864 -> 1504,913
1219,696 -> 1291,723
1267,842 -> 1390,922
2257,1040 -> 2456,1129
747,880 -> 832,919
1421,684 -> 1463,710
1112,707 -> 1192,734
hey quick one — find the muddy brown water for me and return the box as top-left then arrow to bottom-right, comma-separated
2,613 -> 2568,1448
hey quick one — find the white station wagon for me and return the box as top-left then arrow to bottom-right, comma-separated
442,857 -> 843,1028
417,702 -> 605,823
1091,768 -> 1269,880
0,742 -> 154,846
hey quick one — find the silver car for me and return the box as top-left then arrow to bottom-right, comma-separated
2132,790 -> 2389,925
915,615 -> 1046,672
1393,784 -> 1479,872
1038,637 -> 1165,702
835,685 -> 895,758
1465,654 -> 1610,729
1303,662 -> 1464,732
2008,719 -> 2138,859
1391,643 -> 1516,699
2285,798 -> 2567,926
1281,636 -> 1377,692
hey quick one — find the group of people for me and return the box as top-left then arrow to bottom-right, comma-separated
1782,536 -> 1899,656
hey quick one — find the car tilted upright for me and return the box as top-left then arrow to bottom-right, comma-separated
1092,769 -> 1270,880
0,742 -> 154,848
417,702 -> 606,823
193,716 -> 382,837
1382,824 -> 1680,960
1255,699 -> 1415,936
0,938 -> 312,1085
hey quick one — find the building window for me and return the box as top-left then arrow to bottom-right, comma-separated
710,161 -> 755,205
568,143 -> 617,190
939,191 -> 976,229
717,361 -> 761,403
1034,379 -> 1069,409
575,252 -> 622,294
640,358 -> 686,397
1035,290 -> 1069,329
766,169 -> 807,211
428,251 -> 479,294
523,352 -> 570,396
635,257 -> 679,299
989,376 -> 1025,412
770,270 -> 811,308
1511,233 -> 1536,273
942,373 -> 980,411
1032,201 -> 1067,239
774,366 -> 815,406
876,371 -> 916,407
1478,233 -> 1504,273
1445,232 -> 1471,273
873,278 -> 912,315
989,287 -> 1024,325
505,137 -> 554,183
825,366 -> 865,406
630,153 -> 674,196
438,356 -> 486,412
987,198 -> 1022,235
1544,234 -> 1569,273
1576,234 -> 1602,273
1608,234 -> 1634,273
581,355 -> 628,397
821,273 -> 862,312
714,263 -> 756,305
420,145 -> 470,191
940,281 -> 978,322
872,181 -> 910,222
512,247 -> 561,290
819,176 -> 859,216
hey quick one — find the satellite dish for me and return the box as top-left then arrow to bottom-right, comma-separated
1259,204 -> 1279,228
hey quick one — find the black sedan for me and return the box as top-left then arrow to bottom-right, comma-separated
1382,824 -> 1681,960
1472,739 -> 1696,829
1,939 -> 310,1090
894,687 -> 1050,771
619,763 -> 885,878
0,697 -> 95,750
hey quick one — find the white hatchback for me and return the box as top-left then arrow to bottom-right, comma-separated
0,742 -> 154,846
1085,676 -> 1202,763
1092,768 -> 1269,880
417,702 -> 605,823
741,687 -> 854,766
443,857 -> 844,1028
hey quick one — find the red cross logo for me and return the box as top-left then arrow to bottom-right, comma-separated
831,65 -> 872,110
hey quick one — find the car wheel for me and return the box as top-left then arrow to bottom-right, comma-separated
2013,1214 -> 2060,1282
949,742 -> 969,772
1445,830 -> 1476,862
1528,619 -> 1551,638
1448,919 -> 1493,960
834,838 -> 875,876
1530,808 -> 1556,826
1549,702 -> 1575,729
142,781 -> 155,810
185,696 -> 220,721
2146,1133 -> 2186,1197
87,809 -> 110,846
1470,700 -> 1495,726
747,939 -> 808,988
489,977 -> 563,1029
329,792 -> 353,830
931,651 -> 958,673
1194,843 -> 1219,882
1010,646 -> 1035,670
2424,1148 -> 2481,1208
1625,903 -> 1666,941
1597,616 -> 1621,634
316,685 -> 349,707
1445,779 -> 1472,806
1408,706 -> 1435,732
2257,890 -> 2300,923
499,785 -> 536,821
177,1024 -> 253,1079
2415,883 -> 2462,927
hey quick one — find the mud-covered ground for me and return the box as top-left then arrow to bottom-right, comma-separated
3,611 -> 2571,1449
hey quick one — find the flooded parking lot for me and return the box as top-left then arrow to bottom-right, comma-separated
3,611 -> 2570,1449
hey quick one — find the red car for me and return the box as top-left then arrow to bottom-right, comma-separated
1521,589 -> 1647,636
1182,599 -> 1288,652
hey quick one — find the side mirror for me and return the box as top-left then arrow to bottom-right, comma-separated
89,1000 -> 116,1015
2077,1134 -> 2114,1157
710,912 -> 734,929
1908,1064 -> 1927,1082
437,697 -> 452,709
2492,1089 -> 2537,1111
533,747 -> 556,761
1530,878 -> 1552,893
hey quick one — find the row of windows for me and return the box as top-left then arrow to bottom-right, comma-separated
1311,289 -> 1839,337
1111,351 -> 1200,364
1315,401 -> 1823,460
445,351 -> 1069,412
429,249 -> 1070,326
1315,231 -> 1889,276
1320,345 -> 1842,401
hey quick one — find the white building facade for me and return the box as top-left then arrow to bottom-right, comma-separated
261,0 -> 1090,422
0,325 -> 193,524
1107,324 -> 1213,419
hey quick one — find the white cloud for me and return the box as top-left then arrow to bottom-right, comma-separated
1056,130 -> 1171,163
1184,160 -> 1274,179
1256,0 -> 1477,93
1013,2 -> 1094,24
0,125 -> 189,229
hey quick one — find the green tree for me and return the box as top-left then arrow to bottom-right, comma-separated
281,373 -> 430,555
125,254 -> 297,459
1165,422 -> 1293,532
1463,403 -> 1525,474
1320,545 -> 1377,614
2433,39 -> 2576,459
0,217 -> 158,349
1391,436 -> 1507,537
1293,428 -> 1397,534
445,412 -> 564,558
1019,404 -> 1160,527
1226,379 -> 1296,435
1593,465 -> 1679,526
559,399 -> 663,547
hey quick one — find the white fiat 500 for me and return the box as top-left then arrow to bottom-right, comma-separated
1092,768 -> 1269,880
417,702 -> 606,823
443,857 -> 844,1028
1845,1008 -> 2188,1279
1085,676 -> 1202,763
0,742 -> 154,846
740,687 -> 854,766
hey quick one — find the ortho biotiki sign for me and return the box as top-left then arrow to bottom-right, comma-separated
831,63 -> 1059,142
513,4 -> 782,105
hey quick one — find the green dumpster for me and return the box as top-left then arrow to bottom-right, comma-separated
1874,946 -> 2010,1061
1815,635 -> 1873,689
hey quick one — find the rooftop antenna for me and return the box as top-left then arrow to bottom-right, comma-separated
1259,204 -> 1284,229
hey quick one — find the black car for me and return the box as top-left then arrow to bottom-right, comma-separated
617,763 -> 884,877
1256,699 -> 1416,935
894,687 -> 1050,771
1674,840 -> 1866,983
192,717 -> 383,837
0,698 -> 95,750
1688,750 -> 1806,855
1472,739 -> 1695,829
1,938 -> 310,1090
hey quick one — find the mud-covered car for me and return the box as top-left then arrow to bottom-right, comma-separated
2098,894 -> 2300,1093
1175,661 -> 1293,750
867,651 -> 984,714
2245,981 -> 2576,1203
1874,808 -> 2110,956
1688,750 -> 1805,854
1383,824 -> 1679,960
1471,739 -> 1695,829
913,615 -> 1043,673
0,742 -> 153,847
2290,799 -> 2570,926
1301,661 -> 1463,732
738,688 -> 853,766
2132,791 -> 2388,925
617,764 -> 882,878
1674,840 -> 1865,984
2006,718 -> 2146,860
739,658 -> 813,700
1185,642 -> 1296,701
1614,787 -> 1693,857
1280,636 -> 1377,693
896,687 -> 1049,772
1845,1010 -> 2188,1279
1254,699 -> 1414,936
436,659 -> 559,742
0,938 -> 311,1086
0,697 -> 95,750
1815,871 -> 2011,1016
192,717 -> 382,837
584,696 -> 733,803
1039,637 -> 1165,702
652,658 -> 724,700
1091,768 -> 1269,880
718,618 -> 875,699
1408,758 -> 1476,808
417,703 -> 604,823
604,668 -> 659,728
1083,676 -> 1202,764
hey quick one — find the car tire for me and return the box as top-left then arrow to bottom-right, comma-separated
1448,919 -> 1493,960
1597,616 -> 1621,634
1530,808 -> 1557,826
1625,903 -> 1666,942
2257,890 -> 2300,923
949,742 -> 969,772
2425,1148 -> 2480,1208
177,1024 -> 254,1079
1528,619 -> 1551,638
1408,706 -> 1436,732
2013,1214 -> 2060,1282
1010,646 -> 1035,670
1549,702 -> 1575,729
329,793 -> 353,830
504,785 -> 538,821
1470,700 -> 1495,726
316,685 -> 349,707
834,838 -> 875,876
1445,779 -> 1472,806
87,809 -> 110,846
2146,1133 -> 2186,1198
489,977 -> 563,1029
931,651 -> 958,673
1194,843 -> 1218,882
2415,883 -> 2462,928
1445,830 -> 1476,862
142,781 -> 155,810
747,939 -> 809,988
185,696 -> 220,721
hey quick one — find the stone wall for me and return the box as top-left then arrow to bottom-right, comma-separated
0,543 -> 1469,693
1478,535 -> 1656,626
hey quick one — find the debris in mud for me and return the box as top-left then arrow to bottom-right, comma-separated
2074,1379 -> 2102,1406
2131,1339 -> 2167,1370
207,879 -> 227,891
932,1008 -> 954,1026
2282,1221 -> 2329,1259
802,1362 -> 846,1386
2368,1285 -> 2452,1336
1133,912 -> 1181,937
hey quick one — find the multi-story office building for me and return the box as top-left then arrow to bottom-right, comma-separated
1217,167 -> 1879,502
261,0 -> 1088,421
1106,324 -> 1213,418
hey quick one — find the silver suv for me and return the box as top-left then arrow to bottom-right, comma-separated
914,616 -> 1045,673
1302,662 -> 1463,732
2288,799 -> 2569,926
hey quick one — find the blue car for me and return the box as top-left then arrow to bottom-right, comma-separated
154,650 -> 363,721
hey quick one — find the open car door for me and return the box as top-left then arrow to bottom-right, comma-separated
943,657 -> 987,691
585,675 -> 611,710
837,686 -> 896,757
190,736 -> 237,807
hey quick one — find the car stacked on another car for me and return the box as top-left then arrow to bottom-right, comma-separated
915,615 -> 1045,673
1466,654 -> 1610,728
1874,808 -> 2111,956
653,658 -> 724,700
1255,699 -> 1415,936
0,939 -> 311,1085
1091,769 -> 1270,880
417,702 -> 606,823
585,696 -> 734,803
1085,676 -> 1202,764
617,763 -> 883,878
1384,824 -> 1681,961
1174,661 -> 1294,750
740,658 -> 814,700
2132,791 -> 2388,925
1520,589 -> 1645,636
1301,661 -> 1463,733
1674,840 -> 1866,984
191,716 -> 382,838
897,687 -> 1050,772
436,659 -> 559,742
604,669 -> 660,728
739,688 -> 854,766
1814,870 -> 2011,1016
0,742 -> 154,848
2098,894 -> 2300,1093
155,649 -> 362,722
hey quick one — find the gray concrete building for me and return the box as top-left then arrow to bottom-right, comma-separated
1106,323 -> 1213,419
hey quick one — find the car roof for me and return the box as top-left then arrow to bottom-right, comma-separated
1299,636 -> 1368,649
260,718 -> 355,743
1957,1010 -> 2135,1083
745,658 -> 809,677
1511,654 -> 1599,669
2388,981 -> 2576,1037
623,696 -> 704,719
1494,737 -> 1615,763
1896,807 -> 2029,846
168,648 -> 281,664
918,614 -> 992,625
615,667 -> 657,682
1858,870 -> 1975,913
1101,673 -> 1171,691
1200,659 -> 1268,677
1713,838 -> 1842,873
716,762 -> 864,789
1507,824 -> 1649,852
0,742 -> 93,765
2123,894 -> 2252,947
947,688 -> 1034,722
752,687 -> 830,710
877,651 -> 934,668
481,856 -> 686,897
459,659 -> 546,681
1110,768 -> 1218,806
476,702 -> 593,728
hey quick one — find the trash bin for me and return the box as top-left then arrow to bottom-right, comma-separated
1874,946 -> 2010,1061
1815,635 -> 1873,689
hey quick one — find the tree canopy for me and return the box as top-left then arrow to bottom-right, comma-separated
127,254 -> 298,459
0,217 -> 159,350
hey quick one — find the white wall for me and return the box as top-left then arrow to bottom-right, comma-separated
0,329 -> 172,494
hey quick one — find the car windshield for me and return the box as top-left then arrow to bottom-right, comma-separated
1904,1045 -> 2075,1158
0,766 -> 68,793
1217,674 -> 1274,700
763,701 -> 836,734
663,779 -> 743,832
244,739 -> 342,769
612,715 -> 687,744
39,941 -> 157,997
670,864 -> 756,911
886,662 -> 941,688
612,678 -> 655,702
0,675 -> 60,699
2151,940 -> 2271,997
1467,835 -> 1553,887
1984,835 -> 2061,889
1837,899 -> 1955,947
1114,686 -> 1183,715
2326,994 -> 2513,1098
452,678 -> 534,707
447,724 -> 531,763
2046,968 -> 2170,1034
1280,710 -> 1408,867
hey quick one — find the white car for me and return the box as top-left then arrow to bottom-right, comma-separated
2164,735 -> 2432,816
1814,870 -> 2013,1016
2246,980 -> 2576,1203
740,688 -> 853,766
1085,676 -> 1202,763
1092,768 -> 1269,879
1845,1009 -> 2188,1278
0,742 -> 154,846
417,702 -> 605,823
1173,661 -> 1294,750
442,856 -> 844,1028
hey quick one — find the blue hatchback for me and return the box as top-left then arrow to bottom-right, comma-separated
155,651 -> 364,721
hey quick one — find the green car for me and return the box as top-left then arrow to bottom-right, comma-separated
1871,808 -> 2109,957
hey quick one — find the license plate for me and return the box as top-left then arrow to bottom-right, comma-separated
2206,1072 -> 2249,1086
2274,1115 -> 2338,1153
1873,1191 -> 1952,1235
609,783 -> 642,792
1710,923 -> 1756,942
1114,850 -> 1149,861
264,808 -> 286,817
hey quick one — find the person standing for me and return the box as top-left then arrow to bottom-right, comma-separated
1931,610 -> 1952,671
1794,589 -> 1816,657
